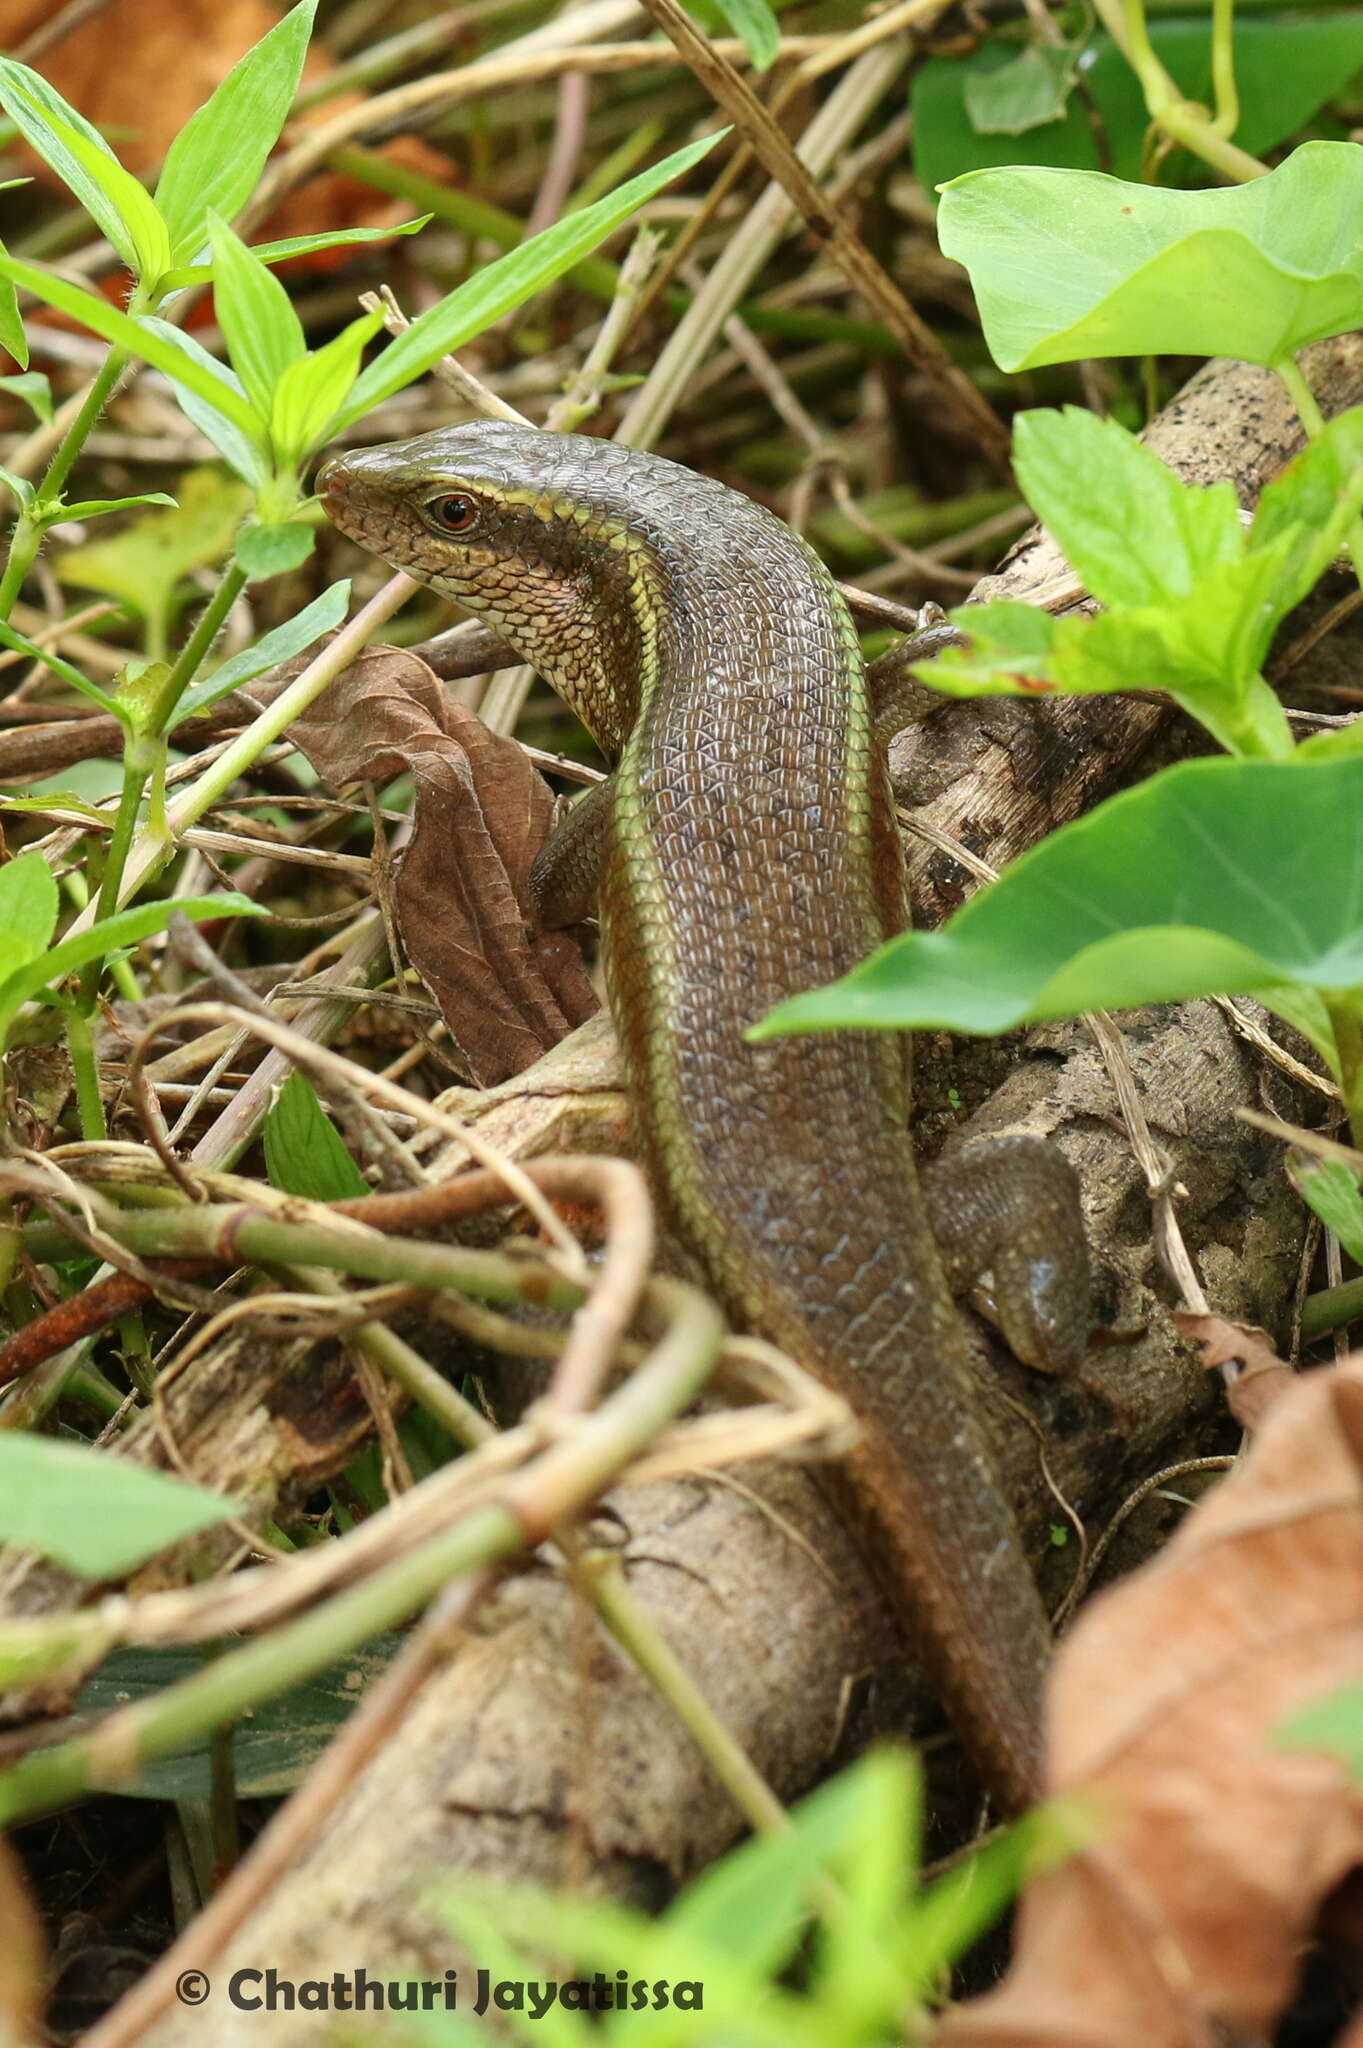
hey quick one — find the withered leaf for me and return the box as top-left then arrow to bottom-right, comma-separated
290,647 -> 597,1085
1174,1309 -> 1296,1429
940,1355 -> 1363,2048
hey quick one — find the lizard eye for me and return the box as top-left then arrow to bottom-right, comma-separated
427,492 -> 480,535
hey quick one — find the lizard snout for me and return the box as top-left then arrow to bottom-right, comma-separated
315,458 -> 350,504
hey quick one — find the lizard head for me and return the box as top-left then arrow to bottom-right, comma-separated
315,421 -> 665,744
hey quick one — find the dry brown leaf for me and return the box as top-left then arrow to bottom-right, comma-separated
939,1355 -> 1363,2048
1173,1309 -> 1296,1428
0,0 -> 448,257
0,1836 -> 44,2040
291,647 -> 598,1085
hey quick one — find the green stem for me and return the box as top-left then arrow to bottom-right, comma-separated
1092,0 -> 1267,181
42,349 -> 127,501
1277,354 -> 1326,437
69,558 -> 246,1013
588,1552 -> 791,1836
0,510 -> 42,625
23,1201 -> 588,1307
149,561 -> 249,732
1301,1274 -> 1363,1346
1146,102 -> 1267,182
75,741 -> 156,1015
0,1201 -> 20,1297
1119,0 -> 1172,101
0,350 -> 128,622
1327,996 -> 1363,1151
0,1504 -> 523,1825
0,1276 -> 721,1825
1275,356 -> 1363,599
64,1004 -> 107,1142
54,575 -> 414,933
1208,0 -> 1239,138
61,869 -> 140,1002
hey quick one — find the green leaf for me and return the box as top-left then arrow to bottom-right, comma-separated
752,753 -> 1363,1045
0,1612 -> 117,1693
154,0 -> 318,265
807,1754 -> 918,2029
60,492 -> 177,519
1291,1157 -> 1363,1265
925,401 -> 1363,758
205,212 -> 305,420
918,597 -> 1056,691
137,319 -> 267,484
0,255 -> 260,439
1277,1680 -> 1363,1783
175,580 -> 349,722
332,130 -> 723,430
923,544 -> 1299,759
0,276 -> 25,368
59,468 -> 252,648
1012,408 -> 1244,608
158,216 -> 430,291
0,793 -> 106,824
913,14 -> 1363,192
0,61 -> 146,277
0,1434 -> 239,1577
676,1750 -> 917,1984
0,891 -> 265,1047
706,0 -> 780,70
438,1882 -> 811,2048
0,189 -> 27,365
0,464 -> 33,509
1249,401 -> 1363,601
937,141 -> 1363,373
0,850 -> 59,973
6,83 -> 171,289
264,1071 -> 369,1201
268,307 -> 384,463
75,1635 -> 401,1798
0,371 -> 51,424
905,1801 -> 1081,1992
234,519 -> 315,581
0,617 -> 116,712
963,41 -> 1078,136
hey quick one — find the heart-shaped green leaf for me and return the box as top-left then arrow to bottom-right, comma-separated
752,753 -> 1363,1049
937,141 -> 1363,371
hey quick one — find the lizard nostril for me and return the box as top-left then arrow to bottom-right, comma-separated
316,460 -> 349,502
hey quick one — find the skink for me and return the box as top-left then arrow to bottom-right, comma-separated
318,424 -> 1089,1812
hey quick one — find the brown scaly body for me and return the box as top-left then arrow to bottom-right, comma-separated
320,424 -> 1089,1811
